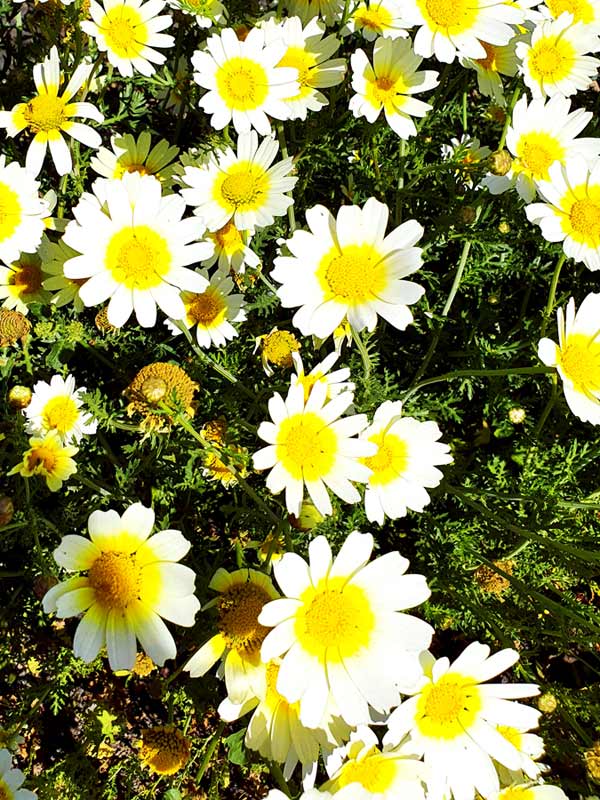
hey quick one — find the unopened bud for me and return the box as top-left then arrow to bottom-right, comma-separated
498,220 -> 510,234
489,150 -> 512,176
289,500 -> 325,531
459,206 -> 477,225
8,385 -> 32,409
537,692 -> 558,714
0,496 -> 14,526
509,407 -> 526,424
142,377 -> 167,405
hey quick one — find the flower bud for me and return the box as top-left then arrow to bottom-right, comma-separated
489,150 -> 512,176
8,385 -> 32,409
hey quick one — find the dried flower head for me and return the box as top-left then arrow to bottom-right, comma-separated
94,307 -> 117,333
0,496 -> 14,527
474,559 -> 515,596
256,328 -> 300,376
139,726 -> 191,775
585,741 -> 600,782
0,308 -> 31,346
124,362 -> 198,432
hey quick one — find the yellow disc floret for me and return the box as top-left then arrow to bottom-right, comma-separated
23,94 -> 67,133
559,333 -> 600,391
515,132 -> 564,180
215,163 -> 269,212
362,431 -> 409,486
88,551 -> 141,609
139,725 -> 191,775
418,0 -> 477,31
103,6 -> 148,59
184,287 -> 227,328
415,673 -> 482,739
105,225 -> 172,290
260,329 -> 300,369
276,411 -> 338,481
335,751 -> 399,793
0,182 -> 22,241
546,0 -> 594,24
217,580 -> 272,653
528,37 -> 575,83
216,57 -> 269,110
42,395 -> 79,436
319,243 -> 388,304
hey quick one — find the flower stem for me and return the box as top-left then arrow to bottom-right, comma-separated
276,121 -> 296,234
351,326 -> 371,380
498,85 -> 520,150
540,253 -> 566,338
403,366 -> 553,403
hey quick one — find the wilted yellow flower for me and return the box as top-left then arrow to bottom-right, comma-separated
474,560 -> 514,596
585,741 -> 600,782
203,446 -> 248,487
124,362 -> 198,432
0,308 -> 31,346
255,328 -> 300,376
139,726 -> 191,775
9,430 -> 78,491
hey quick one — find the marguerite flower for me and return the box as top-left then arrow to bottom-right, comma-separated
204,222 -> 260,273
0,157 -> 47,265
24,374 -> 97,444
9,431 -> 78,492
484,94 -> 600,202
166,0 -> 225,27
42,503 -> 200,671
0,749 -> 36,800
525,157 -> 600,271
258,531 -> 434,727
256,327 -> 301,376
139,726 -> 191,775
360,400 -> 452,525
0,47 -> 103,177
441,134 -> 491,190
516,13 -> 600,97
40,236 -> 85,312
400,0 -> 524,63
165,268 -> 246,348
290,350 -> 354,402
192,27 -> 300,135
459,38 -> 519,104
253,381 -> 375,516
384,643 -> 541,800
346,0 -> 410,40
0,252 -> 50,315
540,0 -> 600,29
181,131 -> 297,232
272,197 -> 425,339
495,723 -> 545,781
538,293 -> 600,424
62,172 -> 213,328
350,37 -> 438,139
90,132 -> 179,188
491,786 -> 567,800
185,568 -> 279,703
81,0 -> 175,78
285,0 -> 344,24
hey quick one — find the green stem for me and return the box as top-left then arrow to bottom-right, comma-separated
533,376 -> 558,438
540,253 -> 566,338
403,366 -> 553,403
351,327 -> 371,381
268,762 -> 292,797
276,121 -> 296,233
498,85 -> 520,150
24,479 -> 44,568
195,721 -> 225,783
395,138 -> 407,224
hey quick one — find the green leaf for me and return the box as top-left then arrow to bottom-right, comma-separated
224,728 -> 247,766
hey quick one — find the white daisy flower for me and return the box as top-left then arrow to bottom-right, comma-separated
24,374 -> 97,444
258,530 -> 434,727
346,0 -> 410,40
384,643 -> 541,800
181,131 -> 297,232
0,748 -> 36,800
192,27 -> 300,135
495,723 -> 545,782
90,131 -> 179,188
43,503 -> 200,671
540,0 -> 600,29
349,37 -> 438,139
0,157 -> 47,265
483,94 -> 600,202
262,16 -> 346,120
538,293 -> 600,424
253,381 -> 375,517
399,0 -> 524,63
62,173 -> 213,328
203,222 -> 260,273
81,0 -> 175,78
272,197 -> 425,340
284,0 -> 344,25
525,156 -> 600,271
290,350 -> 355,403
360,400 -> 452,525
0,47 -> 103,178
459,38 -> 519,104
441,134 -> 491,190
491,785 -> 567,800
40,236 -> 85,312
0,251 -> 50,315
166,0 -> 225,27
516,13 -> 600,97
165,268 -> 246,348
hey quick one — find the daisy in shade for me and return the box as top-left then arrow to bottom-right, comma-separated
495,723 -> 545,782
285,0 -> 344,24
0,47 -> 103,178
516,14 -> 600,98
290,350 -> 354,403
9,431 -> 78,492
384,643 -> 541,800
42,503 -> 200,671
272,197 -> 425,339
0,252 -> 50,315
90,132 -> 180,188
181,131 -> 297,232
166,0 -> 225,27
81,0 -> 175,78
24,374 -> 97,444
459,38 -> 519,104
62,172 -> 213,328
40,236 -> 85,312
484,94 -> 600,202
349,37 -> 438,139
538,293 -> 600,424
492,786 -> 567,800
262,16 -> 346,120
525,157 -> 600,271
259,531 -> 433,728
253,381 -> 375,517
399,0 -> 524,63
0,157 -> 47,265
346,0 -> 410,40
360,400 -> 452,525
204,222 -> 260,273
192,27 -> 299,135
0,749 -> 36,800
165,268 -> 246,348
219,658 -> 350,783
185,568 -> 279,704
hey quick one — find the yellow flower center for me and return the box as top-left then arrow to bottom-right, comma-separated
295,576 -> 375,660
560,332 -> 600,391
88,551 -> 141,610
140,726 -> 191,776
528,37 -> 574,83
217,581 -> 271,653
276,411 -> 338,481
335,752 -> 398,793
185,288 -> 226,328
26,444 -> 58,474
318,243 -> 388,304
42,395 -> 79,435
103,6 -> 148,59
215,57 -> 269,110
475,41 -> 498,71
278,46 -> 317,99
515,132 -> 564,180
419,0 -> 477,31
115,162 -> 150,179
354,3 -> 394,31
23,93 -> 67,133
9,263 -> 43,297
0,182 -> 22,242
569,197 -> 600,241
214,221 -> 243,252
217,164 -> 269,212
362,431 -> 409,486
105,225 -> 172,290
0,778 -> 12,800
366,73 -> 407,110
415,674 -> 482,739
297,371 -> 324,403
261,330 -> 299,367
546,0 -> 594,23
497,724 -> 523,749
498,788 -> 535,800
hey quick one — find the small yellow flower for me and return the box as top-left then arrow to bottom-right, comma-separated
139,726 -> 191,775
9,430 -> 78,492
202,445 -> 249,487
255,328 -> 300,376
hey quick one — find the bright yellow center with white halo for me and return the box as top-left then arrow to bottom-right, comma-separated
276,411 -> 338,481
9,262 -> 43,297
213,221 -> 244,254
415,673 -> 483,739
335,751 -> 399,793
23,93 -> 67,133
214,162 -> 270,213
528,37 -> 575,84
27,444 -> 59,474
563,185 -> 600,245
0,182 -> 22,241
362,431 -> 409,485
297,371 -> 325,403
217,580 -> 271,654
475,42 -> 498,71
366,72 -> 408,111
105,225 -> 172,290
295,575 -> 376,660
278,47 -> 317,99
559,332 -> 600,391
265,660 -> 300,712
42,395 -> 79,435
88,551 -> 141,610
546,0 -> 594,23
184,287 -> 227,329
216,57 -> 269,111
318,243 -> 388,304
102,6 -> 148,59
498,788 -> 535,800
497,724 -> 524,749
514,132 -> 564,181
417,0 -> 477,32
354,3 -> 394,31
